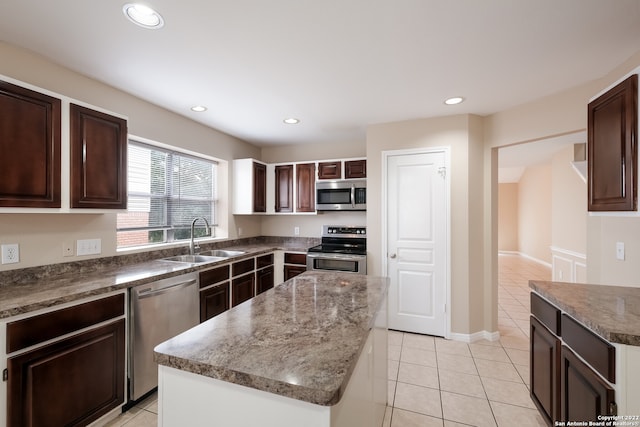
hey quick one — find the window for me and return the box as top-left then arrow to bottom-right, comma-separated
117,140 -> 217,248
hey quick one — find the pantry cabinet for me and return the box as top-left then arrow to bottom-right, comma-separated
588,74 -> 638,212
70,104 -> 127,209
0,80 -> 61,208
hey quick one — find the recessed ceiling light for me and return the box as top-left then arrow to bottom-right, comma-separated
444,96 -> 465,105
191,105 -> 207,112
123,3 -> 164,29
283,118 -> 300,124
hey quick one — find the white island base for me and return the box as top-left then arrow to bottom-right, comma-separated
158,330 -> 387,427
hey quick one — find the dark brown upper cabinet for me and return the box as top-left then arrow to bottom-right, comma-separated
70,104 -> 127,209
588,74 -> 638,212
275,164 -> 294,212
296,163 -> 316,212
0,80 -> 61,207
318,161 -> 341,180
345,159 -> 367,178
253,161 -> 267,212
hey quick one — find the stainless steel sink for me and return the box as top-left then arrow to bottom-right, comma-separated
160,254 -> 225,264
198,249 -> 246,258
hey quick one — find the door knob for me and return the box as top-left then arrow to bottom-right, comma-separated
390,253 -> 397,259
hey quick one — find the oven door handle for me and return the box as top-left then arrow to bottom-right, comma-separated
307,252 -> 366,261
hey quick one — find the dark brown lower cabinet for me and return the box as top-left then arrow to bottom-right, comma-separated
560,346 -> 616,422
7,319 -> 125,427
256,266 -> 275,294
284,264 -> 306,281
284,252 -> 307,280
200,282 -> 230,322
232,274 -> 255,307
530,316 -> 560,425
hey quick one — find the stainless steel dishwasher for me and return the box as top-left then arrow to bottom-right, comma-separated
129,272 -> 199,401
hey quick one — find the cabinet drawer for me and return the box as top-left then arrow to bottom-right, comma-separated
561,314 -> 615,383
6,293 -> 124,353
232,258 -> 255,277
284,252 -> 307,265
531,293 -> 561,336
257,253 -> 274,269
200,264 -> 230,288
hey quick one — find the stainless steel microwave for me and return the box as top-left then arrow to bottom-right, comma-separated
316,180 -> 366,211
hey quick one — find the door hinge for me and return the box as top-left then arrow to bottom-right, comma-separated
609,401 -> 618,416
438,167 -> 446,178
2,368 -> 7,382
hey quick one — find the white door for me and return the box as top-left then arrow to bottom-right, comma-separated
385,150 -> 448,336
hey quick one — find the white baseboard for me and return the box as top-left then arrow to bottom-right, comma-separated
498,251 -> 551,268
449,330 -> 500,343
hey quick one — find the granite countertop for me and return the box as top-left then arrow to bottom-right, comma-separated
0,239 -> 317,319
154,271 -> 389,406
529,280 -> 640,346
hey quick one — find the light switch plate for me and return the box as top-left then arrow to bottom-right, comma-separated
616,241 -> 625,260
77,239 -> 102,256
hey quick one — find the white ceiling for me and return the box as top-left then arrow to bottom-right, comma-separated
1,1 -> 639,149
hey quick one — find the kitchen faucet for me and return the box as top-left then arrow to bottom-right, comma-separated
190,217 -> 211,255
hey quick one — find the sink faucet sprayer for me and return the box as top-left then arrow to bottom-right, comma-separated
190,217 -> 211,255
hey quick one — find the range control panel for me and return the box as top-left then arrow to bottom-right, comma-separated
323,225 -> 366,238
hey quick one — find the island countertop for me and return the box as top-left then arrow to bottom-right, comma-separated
529,280 -> 640,346
154,271 -> 389,406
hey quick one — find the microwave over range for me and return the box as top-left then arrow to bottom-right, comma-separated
316,179 -> 366,211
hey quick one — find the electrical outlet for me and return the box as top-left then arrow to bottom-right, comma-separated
294,227 -> 300,236
1,244 -> 20,264
63,242 -> 74,257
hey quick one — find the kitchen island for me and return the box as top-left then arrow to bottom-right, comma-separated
154,271 -> 389,427
529,280 -> 640,423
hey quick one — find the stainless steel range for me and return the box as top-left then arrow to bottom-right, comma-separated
307,225 -> 367,274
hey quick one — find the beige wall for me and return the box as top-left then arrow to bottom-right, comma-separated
517,164 -> 552,264
366,114 -> 491,336
499,145 -> 587,262
0,42 -> 262,270
551,146 -> 587,254
260,141 -> 365,164
498,184 -> 519,252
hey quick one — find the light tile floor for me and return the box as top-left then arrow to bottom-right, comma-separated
105,253 -> 550,427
